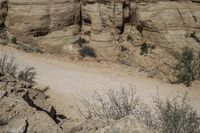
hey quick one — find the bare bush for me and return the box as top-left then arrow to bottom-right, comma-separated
77,87 -> 140,120
18,67 -> 36,83
77,88 -> 200,133
152,94 -> 200,133
0,53 -> 17,77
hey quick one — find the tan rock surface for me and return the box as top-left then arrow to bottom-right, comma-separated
1,0 -> 200,79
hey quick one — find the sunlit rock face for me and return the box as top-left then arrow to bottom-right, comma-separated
2,0 -> 200,43
4,0 -> 80,36
0,0 -> 200,79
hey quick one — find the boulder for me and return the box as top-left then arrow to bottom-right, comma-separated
5,112 -> 61,133
6,118 -> 28,133
26,112 -> 61,133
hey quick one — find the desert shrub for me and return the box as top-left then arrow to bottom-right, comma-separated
16,43 -> 44,53
175,47 -> 200,86
18,67 -> 36,83
193,52 -> 200,80
117,46 -> 131,66
10,37 -> 17,44
78,88 -> 200,133
77,87 -> 140,120
127,34 -> 133,42
140,43 -> 148,55
79,46 -> 96,58
140,43 -> 155,55
0,53 -> 17,77
152,94 -> 200,133
0,28 -> 8,46
73,37 -> 88,47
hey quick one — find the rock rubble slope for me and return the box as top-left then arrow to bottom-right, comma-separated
0,74 -> 154,133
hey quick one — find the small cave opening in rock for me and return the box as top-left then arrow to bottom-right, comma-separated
29,29 -> 49,37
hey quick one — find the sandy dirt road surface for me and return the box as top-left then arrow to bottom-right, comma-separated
1,46 -> 200,118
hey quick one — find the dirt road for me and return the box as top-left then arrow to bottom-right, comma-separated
1,46 -> 200,117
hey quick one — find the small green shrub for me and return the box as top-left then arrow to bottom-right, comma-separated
79,46 -> 96,58
140,43 -> 155,55
175,47 -> 200,86
10,37 -> 17,44
18,67 -> 36,83
73,37 -> 88,47
140,43 -> 149,55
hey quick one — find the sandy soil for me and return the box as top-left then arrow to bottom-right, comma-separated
0,46 -> 200,119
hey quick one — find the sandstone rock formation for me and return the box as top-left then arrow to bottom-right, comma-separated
0,75 -> 62,133
0,0 -> 200,80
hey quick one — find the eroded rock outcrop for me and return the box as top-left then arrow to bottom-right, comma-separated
0,0 -> 200,80
0,74 -> 155,133
0,75 -> 62,133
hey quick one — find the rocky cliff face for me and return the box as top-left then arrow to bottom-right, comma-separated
2,0 -> 199,42
1,0 -> 200,80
